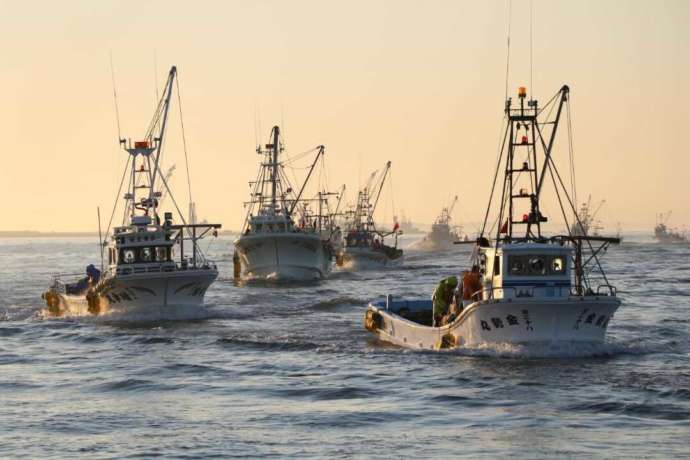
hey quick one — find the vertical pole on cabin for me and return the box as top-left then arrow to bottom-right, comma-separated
574,239 -> 583,295
180,229 -> 184,267
192,226 -> 197,268
97,206 -> 104,273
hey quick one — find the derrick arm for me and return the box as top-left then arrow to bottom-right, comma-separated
289,145 -> 325,215
371,161 -> 392,216
534,85 -> 569,201
149,67 -> 177,200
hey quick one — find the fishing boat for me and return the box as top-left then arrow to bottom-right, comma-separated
396,212 -> 422,234
337,161 -> 403,268
364,85 -> 621,350
42,66 -> 221,316
415,196 -> 464,251
654,212 -> 687,243
570,195 -> 604,237
234,126 -> 336,280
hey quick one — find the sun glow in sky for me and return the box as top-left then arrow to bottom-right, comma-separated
0,0 -> 688,233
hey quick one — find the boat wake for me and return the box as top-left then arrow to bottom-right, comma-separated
37,303 -> 234,324
448,339 -> 657,359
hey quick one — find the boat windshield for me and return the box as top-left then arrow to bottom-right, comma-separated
508,254 -> 566,276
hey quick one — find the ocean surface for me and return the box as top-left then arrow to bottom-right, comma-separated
1,234 -> 689,459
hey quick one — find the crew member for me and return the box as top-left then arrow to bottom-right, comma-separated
86,264 -> 101,285
432,276 -> 458,327
462,264 -> 483,302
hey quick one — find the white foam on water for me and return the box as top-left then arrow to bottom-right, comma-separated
37,302 -> 231,324
449,339 -> 656,359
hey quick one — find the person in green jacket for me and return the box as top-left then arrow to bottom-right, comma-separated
432,276 -> 458,327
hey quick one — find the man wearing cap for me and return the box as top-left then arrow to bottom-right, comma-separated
432,275 -> 458,327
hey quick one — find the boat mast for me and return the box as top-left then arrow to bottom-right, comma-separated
123,66 -> 177,224
149,66 -> 177,210
270,126 -> 280,213
498,85 -> 568,242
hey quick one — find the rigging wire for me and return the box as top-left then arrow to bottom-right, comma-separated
105,155 -> 131,240
567,99 -> 578,209
109,52 -> 123,142
175,75 -> 194,217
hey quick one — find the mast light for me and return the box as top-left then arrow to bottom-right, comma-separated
518,86 -> 527,98
135,140 -> 150,149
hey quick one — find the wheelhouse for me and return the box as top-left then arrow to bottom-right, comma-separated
479,243 -> 572,299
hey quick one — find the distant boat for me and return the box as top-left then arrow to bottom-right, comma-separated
338,161 -> 403,268
570,195 -> 604,237
415,195 -> 463,251
233,126 -> 335,280
396,212 -> 422,234
364,85 -> 621,350
42,66 -> 221,316
654,211 -> 687,244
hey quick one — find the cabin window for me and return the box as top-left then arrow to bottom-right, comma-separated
551,256 -> 565,273
156,247 -> 168,262
509,256 -> 525,275
528,257 -> 546,275
508,254 -> 567,276
494,256 -> 501,276
140,247 -> 153,262
123,249 -> 135,264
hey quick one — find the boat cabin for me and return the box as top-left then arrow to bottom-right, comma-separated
246,212 -> 296,234
478,242 -> 572,300
109,215 -> 175,275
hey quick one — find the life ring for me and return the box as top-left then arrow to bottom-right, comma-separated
364,310 -> 382,332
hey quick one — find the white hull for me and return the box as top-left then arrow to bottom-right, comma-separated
413,237 -> 455,252
341,247 -> 402,269
235,233 -> 332,280
366,295 -> 620,350
46,269 -> 217,316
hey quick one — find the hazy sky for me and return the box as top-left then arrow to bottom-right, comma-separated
1,0 -> 688,233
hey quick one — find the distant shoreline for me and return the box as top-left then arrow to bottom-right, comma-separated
0,230 -> 239,238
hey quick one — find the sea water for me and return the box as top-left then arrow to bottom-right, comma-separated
0,235 -> 688,458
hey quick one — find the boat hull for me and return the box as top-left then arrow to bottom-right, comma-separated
341,247 -> 402,269
43,269 -> 218,316
365,295 -> 620,350
234,233 -> 332,280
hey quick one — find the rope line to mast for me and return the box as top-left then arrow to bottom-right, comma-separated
105,154 -> 131,241
109,52 -> 123,142
175,76 -> 194,217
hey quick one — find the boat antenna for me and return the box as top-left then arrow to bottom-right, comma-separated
504,0 -> 512,101
109,51 -> 124,143
529,0 -> 534,99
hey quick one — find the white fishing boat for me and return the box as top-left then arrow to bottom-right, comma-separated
415,196 -> 464,251
570,195 -> 604,237
654,211 -> 687,243
234,126 -> 337,280
42,66 -> 221,316
338,161 -> 403,269
364,85 -> 621,350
